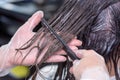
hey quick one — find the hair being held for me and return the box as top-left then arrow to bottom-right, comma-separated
15,0 -> 120,80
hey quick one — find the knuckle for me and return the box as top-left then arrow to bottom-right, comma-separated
70,46 -> 78,50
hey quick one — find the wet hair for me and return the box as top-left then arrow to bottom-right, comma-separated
16,0 -> 120,80
81,2 -> 120,80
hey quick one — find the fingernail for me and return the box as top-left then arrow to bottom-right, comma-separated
28,11 -> 44,21
35,11 -> 44,17
73,60 -> 80,66
75,36 -> 77,39
76,52 -> 83,58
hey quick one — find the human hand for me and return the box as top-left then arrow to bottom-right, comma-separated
46,38 -> 82,63
70,50 -> 110,80
0,11 -> 44,69
0,11 -> 82,70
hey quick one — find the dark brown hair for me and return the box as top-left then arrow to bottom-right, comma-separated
16,0 -> 120,80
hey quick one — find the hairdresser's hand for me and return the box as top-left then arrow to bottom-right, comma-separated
0,11 -> 44,70
46,38 -> 82,63
0,11 -> 82,70
69,50 -> 110,80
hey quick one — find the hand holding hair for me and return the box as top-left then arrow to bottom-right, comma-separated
0,11 -> 82,76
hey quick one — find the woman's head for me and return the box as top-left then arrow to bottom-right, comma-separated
81,2 -> 120,79
16,0 -> 120,80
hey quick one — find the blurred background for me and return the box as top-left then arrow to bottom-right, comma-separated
0,0 -> 63,80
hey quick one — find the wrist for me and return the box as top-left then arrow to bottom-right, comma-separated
80,66 -> 110,80
0,44 -> 13,69
0,44 -> 12,76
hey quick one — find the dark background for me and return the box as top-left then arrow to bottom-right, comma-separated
0,0 -> 63,80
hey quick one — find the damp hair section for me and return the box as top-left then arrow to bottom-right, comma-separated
15,0 -> 120,80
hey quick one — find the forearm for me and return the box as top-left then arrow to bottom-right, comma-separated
80,67 -> 110,80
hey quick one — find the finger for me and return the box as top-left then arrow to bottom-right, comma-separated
74,49 -> 95,58
69,67 -> 73,74
55,50 -> 66,55
45,55 -> 67,63
68,38 -> 82,46
67,46 -> 79,61
55,46 -> 78,55
73,50 -> 84,58
73,60 -> 80,66
69,46 -> 78,50
76,50 -> 91,57
19,11 -> 44,32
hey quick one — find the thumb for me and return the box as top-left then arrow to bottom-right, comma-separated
69,67 -> 73,74
73,60 -> 80,66
19,11 -> 44,32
